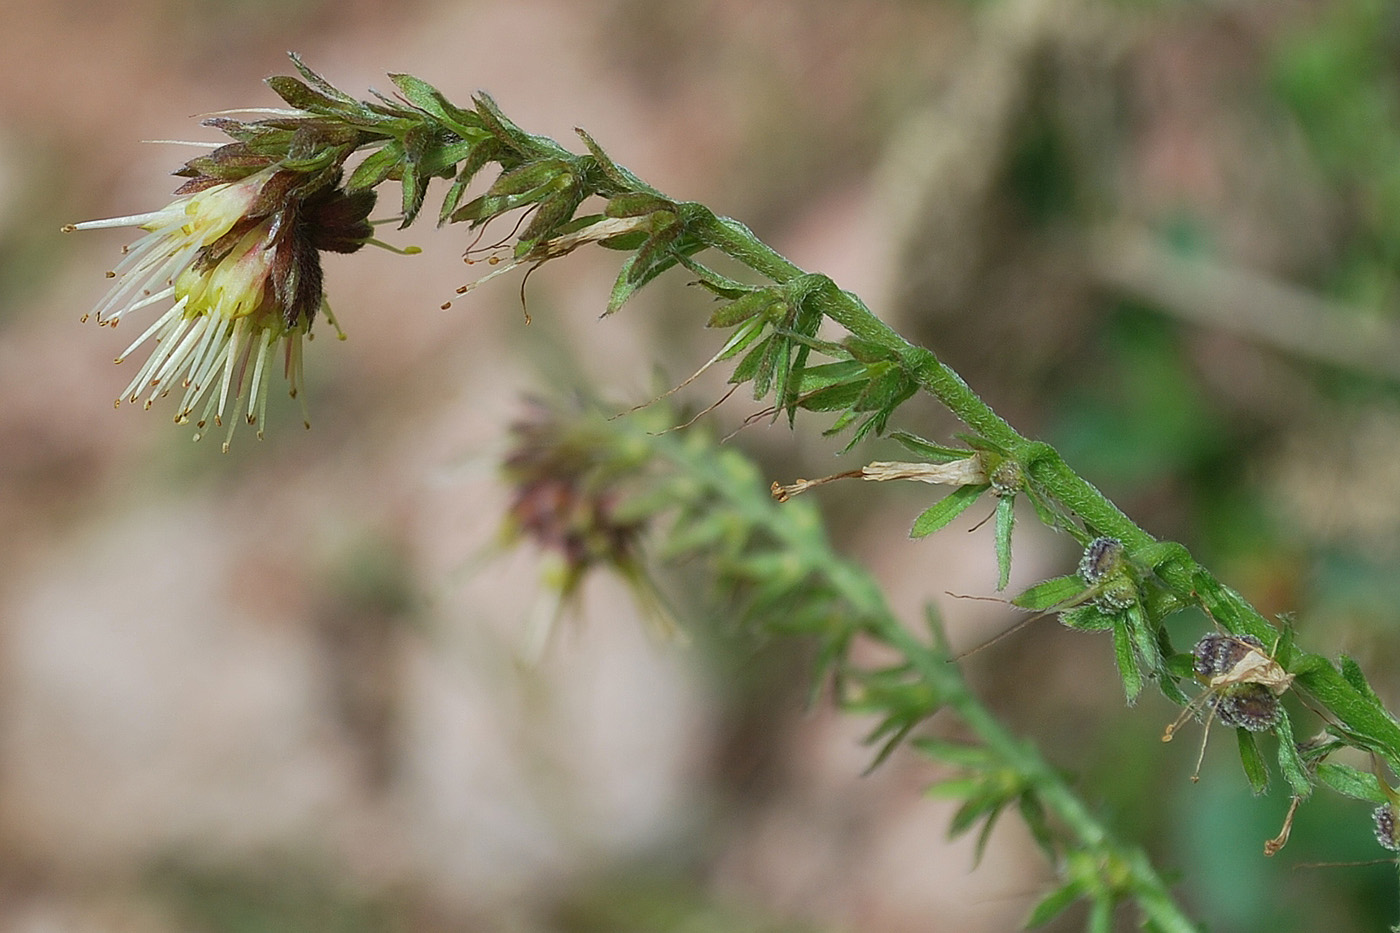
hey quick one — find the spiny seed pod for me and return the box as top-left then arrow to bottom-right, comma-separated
1212,682 -> 1281,732
1079,537 -> 1126,586
989,459 -> 1025,497
1375,805 -> 1400,852
1193,633 -> 1265,679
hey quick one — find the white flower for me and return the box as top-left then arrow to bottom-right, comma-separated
66,167 -> 368,450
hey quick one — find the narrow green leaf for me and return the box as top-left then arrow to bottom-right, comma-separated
750,337 -> 781,400
1341,656 -> 1383,704
1012,575 -> 1083,611
793,360 -> 866,394
706,289 -> 780,328
797,379 -> 869,414
1236,728 -> 1270,796
1316,761 -> 1387,803
288,53 -> 356,104
1025,880 -> 1086,929
911,738 -> 994,769
994,494 -> 1015,591
1137,891 -> 1201,933
714,316 -> 768,363
438,141 -> 501,225
1113,619 -> 1144,703
345,142 -> 403,192
604,235 -> 686,315
972,806 -> 1003,867
1017,794 -> 1057,861
1025,487 -> 1060,527
910,485 -> 988,538
1088,896 -> 1115,933
924,776 -> 983,800
265,76 -> 340,113
576,126 -> 665,196
1061,605 -> 1116,632
1273,708 -> 1313,798
1125,605 -> 1163,678
388,72 -> 482,138
889,431 -> 972,463
729,336 -> 773,386
949,794 -> 1002,839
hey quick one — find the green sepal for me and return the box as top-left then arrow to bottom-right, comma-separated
265,75 -> 350,115
728,335 -> 773,386
1273,708 -> 1312,798
713,316 -> 768,363
1025,487 -> 1061,528
948,792 -> 1003,841
438,140 -> 501,225
346,141 -> 404,192
604,194 -> 674,222
575,126 -> 666,197
1164,651 -> 1196,680
707,287 -> 782,328
486,159 -> 567,198
1017,794 -> 1057,862
516,184 -> 585,251
387,72 -> 483,139
1236,728 -> 1270,796
1192,571 -> 1274,640
472,91 -> 566,158
1113,618 -> 1144,703
889,431 -> 973,463
1124,605 -> 1163,679
994,494 -> 1015,591
398,124 -> 441,225
750,335 -> 780,400
1136,540 -> 1193,577
288,53 -> 358,105
1061,605 -> 1116,632
797,379 -> 869,414
792,360 -> 866,396
1025,880 -> 1087,929
1013,575 -> 1083,611
604,224 -> 688,316
1316,761 -> 1387,804
910,485 -> 989,538
911,738 -> 994,769
1341,656 -> 1385,706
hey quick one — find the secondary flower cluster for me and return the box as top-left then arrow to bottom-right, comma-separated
66,148 -> 374,450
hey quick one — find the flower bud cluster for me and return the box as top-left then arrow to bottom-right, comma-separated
500,403 -> 644,590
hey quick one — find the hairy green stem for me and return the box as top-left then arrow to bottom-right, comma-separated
690,203 -> 1400,771
653,427 -> 1200,931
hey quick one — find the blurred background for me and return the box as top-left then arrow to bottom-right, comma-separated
4,0 -> 1400,930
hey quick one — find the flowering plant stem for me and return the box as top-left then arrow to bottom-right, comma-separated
72,56 -> 1400,930
693,215 -> 1400,763
577,404 -> 1198,930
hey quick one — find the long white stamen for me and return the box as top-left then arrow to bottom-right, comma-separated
247,329 -> 273,422
66,209 -> 179,232
215,319 -> 245,427
116,298 -> 184,363
149,314 -> 209,391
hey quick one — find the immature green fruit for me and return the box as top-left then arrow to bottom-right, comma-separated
989,458 -> 1024,496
